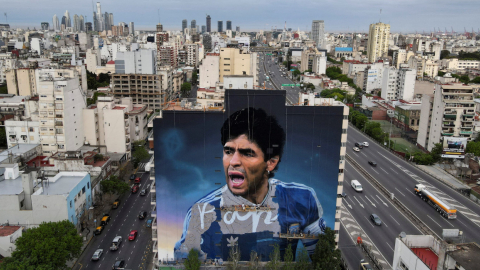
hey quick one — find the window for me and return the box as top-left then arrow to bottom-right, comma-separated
70,201 -> 72,208
82,187 -> 86,194
342,129 -> 347,134
224,69 -> 230,71
87,182 -> 90,189
29,127 -> 34,132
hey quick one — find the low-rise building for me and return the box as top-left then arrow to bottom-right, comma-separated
0,226 -> 22,257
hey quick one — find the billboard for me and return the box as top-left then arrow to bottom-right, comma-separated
154,90 -> 343,263
367,69 -> 377,82
441,137 -> 467,158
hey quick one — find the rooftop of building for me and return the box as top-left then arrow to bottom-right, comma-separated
0,226 -> 21,237
335,47 -> 353,52
442,84 -> 473,89
0,95 -> 27,104
33,172 -> 88,196
411,247 -> 438,269
106,60 -> 115,65
224,75 -> 254,78
447,243 -> 480,270
0,144 -> 39,164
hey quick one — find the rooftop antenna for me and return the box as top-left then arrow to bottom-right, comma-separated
158,9 -> 160,23
4,13 -> 7,24
379,9 -> 382,23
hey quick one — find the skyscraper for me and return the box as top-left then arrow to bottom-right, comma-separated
61,16 -> 67,28
64,10 -> 71,27
109,13 -> 114,30
206,15 -> 211,33
156,23 -> 163,32
218,21 -> 223,32
96,2 -> 104,31
226,20 -> 232,31
236,26 -> 240,32
201,25 -> 206,33
182,19 -> 187,32
104,12 -> 110,30
73,14 -> 79,32
52,14 -> 59,31
367,22 -> 390,63
93,12 -> 97,31
129,22 -> 135,35
312,20 -> 325,49
79,15 -> 84,31
41,22 -> 49,31
191,20 -> 196,30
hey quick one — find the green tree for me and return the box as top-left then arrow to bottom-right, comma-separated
132,140 -> 150,168
181,82 -> 192,98
438,71 -> 446,77
305,83 -> 315,90
459,75 -> 470,84
87,91 -> 106,106
471,76 -> 480,84
283,244 -> 295,270
100,175 -> 130,198
0,220 -> 82,270
292,69 -> 301,78
192,72 -> 198,85
412,151 -> 434,165
265,244 -> 281,270
466,141 -> 480,156
430,143 -> 443,162
355,114 -> 368,130
248,250 -> 260,270
0,84 -> 8,94
294,248 -> 311,270
440,50 -> 450,60
312,228 -> 342,270
0,126 -> 6,148
184,249 -> 201,270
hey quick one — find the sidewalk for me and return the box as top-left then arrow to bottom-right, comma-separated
417,164 -> 470,190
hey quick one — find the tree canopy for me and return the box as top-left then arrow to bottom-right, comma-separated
181,82 -> 192,98
312,227 -> 342,270
100,175 -> 130,196
132,140 -> 150,168
184,249 -> 201,270
0,220 -> 82,270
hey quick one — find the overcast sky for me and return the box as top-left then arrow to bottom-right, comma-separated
3,0 -> 479,33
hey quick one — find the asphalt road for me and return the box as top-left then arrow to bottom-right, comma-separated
343,161 -> 422,265
74,172 -> 153,270
347,126 -> 480,244
257,53 -> 302,105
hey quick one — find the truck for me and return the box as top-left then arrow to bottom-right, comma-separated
414,184 -> 457,219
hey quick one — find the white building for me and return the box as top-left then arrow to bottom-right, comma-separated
224,75 -> 254,90
83,97 -> 148,159
312,20 -> 325,49
5,121 -> 40,149
367,22 -> 390,63
37,75 -> 85,156
115,49 -> 156,74
0,167 -> 91,230
30,38 -> 44,56
185,43 -> 198,67
199,53 -> 219,89
381,66 -> 416,101
417,84 -> 475,152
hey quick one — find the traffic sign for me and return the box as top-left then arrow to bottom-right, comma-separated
281,84 -> 301,87
266,53 -> 272,56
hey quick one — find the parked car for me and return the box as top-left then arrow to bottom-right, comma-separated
139,211 -> 148,220
355,142 -> 364,149
112,199 -> 120,209
370,214 -> 382,226
128,230 -> 138,241
132,185 -> 139,193
91,249 -> 103,261
146,217 -> 154,228
100,214 -> 110,226
94,226 -> 104,235
129,174 -> 136,180
368,161 -> 377,167
363,142 -> 369,147
353,147 -> 360,152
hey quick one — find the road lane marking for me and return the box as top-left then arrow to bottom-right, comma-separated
380,168 -> 389,174
376,195 -> 389,207
427,215 -> 443,228
386,242 -> 394,252
371,168 -> 380,174
390,167 -> 399,174
370,195 -> 380,205
395,187 -> 406,197
382,221 -> 388,227
364,216 -> 375,227
390,215 -> 401,225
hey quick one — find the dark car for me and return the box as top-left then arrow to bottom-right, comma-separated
370,214 -> 382,226
129,174 -> 136,181
139,211 -> 147,220
355,142 -> 364,149
112,259 -> 125,269
132,185 -> 139,193
140,189 -> 147,196
368,161 -> 377,167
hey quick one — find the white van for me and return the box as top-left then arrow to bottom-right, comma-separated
351,180 -> 363,192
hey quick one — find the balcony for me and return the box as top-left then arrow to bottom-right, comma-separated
461,117 -> 474,122
460,131 -> 473,135
151,194 -> 156,205
442,122 -> 455,128
442,132 -> 454,136
152,229 -> 158,241
151,205 -> 156,217
152,240 -> 158,253
55,121 -> 63,127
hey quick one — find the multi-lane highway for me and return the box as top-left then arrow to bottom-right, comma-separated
347,126 -> 480,245
73,172 -> 153,270
257,52 -> 303,104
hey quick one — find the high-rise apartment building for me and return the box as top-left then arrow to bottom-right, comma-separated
111,74 -> 164,111
115,49 -> 156,74
236,26 -> 240,32
73,14 -> 79,32
417,84 -> 475,151
156,23 -> 163,32
226,20 -> 232,30
218,21 -> 223,32
367,22 -> 390,63
129,22 -> 134,35
206,15 -> 211,33
191,20 -> 196,30
79,15 -> 85,31
41,22 -> 49,31
64,10 -> 71,27
182,19 -> 187,33
312,20 -> 325,49
201,25 -> 206,33
381,66 -> 416,101
52,15 -> 59,31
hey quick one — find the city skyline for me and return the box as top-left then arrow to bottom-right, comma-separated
2,0 -> 479,33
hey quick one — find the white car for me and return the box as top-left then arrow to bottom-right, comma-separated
353,147 -> 360,152
363,142 -> 369,147
91,249 -> 103,261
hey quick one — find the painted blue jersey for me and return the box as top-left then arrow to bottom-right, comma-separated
174,179 -> 326,261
